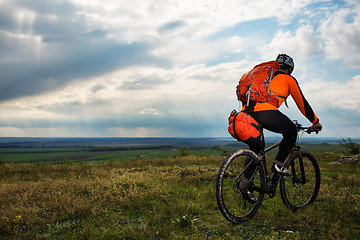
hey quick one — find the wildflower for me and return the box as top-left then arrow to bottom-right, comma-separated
2,216 -> 9,222
14,215 -> 22,224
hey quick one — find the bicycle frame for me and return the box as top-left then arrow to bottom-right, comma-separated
256,124 -> 308,197
216,121 -> 320,223
256,140 -> 282,189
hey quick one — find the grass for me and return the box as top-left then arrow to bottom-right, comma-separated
0,151 -> 359,239
0,146 -> 228,164
0,143 -> 340,164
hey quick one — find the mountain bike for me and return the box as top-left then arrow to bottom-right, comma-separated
216,121 -> 321,223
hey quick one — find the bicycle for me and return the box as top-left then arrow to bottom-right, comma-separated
216,120 -> 321,223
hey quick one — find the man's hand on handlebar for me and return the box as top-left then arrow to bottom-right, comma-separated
309,122 -> 322,134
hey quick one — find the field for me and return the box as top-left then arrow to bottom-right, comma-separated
0,138 -> 359,239
0,137 -> 343,164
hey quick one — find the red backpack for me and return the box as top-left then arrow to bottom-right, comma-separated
228,110 -> 263,145
236,61 -> 280,107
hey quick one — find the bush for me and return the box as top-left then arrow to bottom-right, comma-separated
179,146 -> 190,156
339,138 -> 360,155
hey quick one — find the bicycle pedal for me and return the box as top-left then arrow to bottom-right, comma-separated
247,191 -> 257,203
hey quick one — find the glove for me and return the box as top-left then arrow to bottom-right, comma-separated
310,122 -> 322,134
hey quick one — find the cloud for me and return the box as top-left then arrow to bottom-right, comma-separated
139,108 -> 163,116
260,24 -> 324,60
302,75 -> 360,112
319,2 -> 360,68
157,20 -> 187,34
0,0 -> 326,103
120,77 -> 166,91
0,0 -> 157,102
0,0 -> 359,138
91,84 -> 105,93
0,39 -> 154,101
0,62 -> 242,136
262,0 -> 360,68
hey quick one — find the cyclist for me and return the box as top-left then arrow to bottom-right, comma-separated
242,54 -> 322,175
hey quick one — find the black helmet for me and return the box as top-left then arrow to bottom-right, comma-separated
276,54 -> 294,69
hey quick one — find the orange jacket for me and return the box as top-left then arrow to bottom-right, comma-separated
242,72 -> 319,124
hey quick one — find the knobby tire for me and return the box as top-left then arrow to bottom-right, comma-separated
216,149 -> 266,223
280,151 -> 320,211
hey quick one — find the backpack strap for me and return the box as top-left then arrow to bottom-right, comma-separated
271,94 -> 289,108
232,112 -> 241,142
250,122 -> 262,133
250,121 -> 264,142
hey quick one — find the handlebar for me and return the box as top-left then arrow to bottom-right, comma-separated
293,120 -> 316,134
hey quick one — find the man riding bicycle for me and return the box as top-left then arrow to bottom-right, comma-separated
242,54 -> 322,175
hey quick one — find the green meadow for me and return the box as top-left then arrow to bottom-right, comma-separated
0,141 -> 359,239
0,145 -> 229,164
0,141 -> 341,164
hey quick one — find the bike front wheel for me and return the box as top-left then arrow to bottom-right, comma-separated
216,149 -> 266,223
280,151 -> 321,212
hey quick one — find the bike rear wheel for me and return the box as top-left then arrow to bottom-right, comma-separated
216,149 -> 266,223
280,151 -> 320,211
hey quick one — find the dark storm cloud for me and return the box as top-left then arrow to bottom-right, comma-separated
0,41 -> 155,101
0,0 -> 160,102
0,9 -> 17,31
15,0 -> 75,15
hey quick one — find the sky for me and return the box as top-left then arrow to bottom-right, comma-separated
0,0 -> 360,138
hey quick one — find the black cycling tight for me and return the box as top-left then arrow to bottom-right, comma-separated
248,110 -> 297,163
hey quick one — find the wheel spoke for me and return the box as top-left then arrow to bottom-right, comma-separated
216,149 -> 265,223
280,152 -> 320,211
